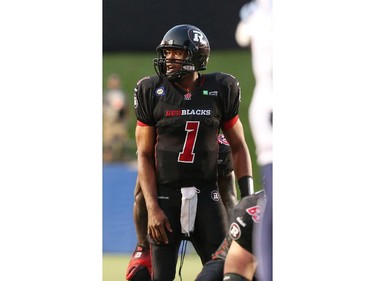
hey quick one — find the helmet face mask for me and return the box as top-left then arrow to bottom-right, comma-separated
153,24 -> 210,82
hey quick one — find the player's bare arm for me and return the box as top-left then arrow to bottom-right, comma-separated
133,177 -> 149,247
135,125 -> 172,244
223,120 -> 252,179
224,238 -> 257,280
224,240 -> 257,280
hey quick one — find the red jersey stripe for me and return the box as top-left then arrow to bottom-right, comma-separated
222,115 -> 239,130
137,120 -> 150,126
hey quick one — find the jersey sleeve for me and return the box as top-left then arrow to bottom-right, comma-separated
134,76 -> 156,126
218,73 -> 242,129
228,192 -> 265,253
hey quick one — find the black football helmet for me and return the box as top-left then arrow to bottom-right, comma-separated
153,24 -> 210,82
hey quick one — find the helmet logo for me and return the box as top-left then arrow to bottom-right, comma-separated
191,30 -> 207,45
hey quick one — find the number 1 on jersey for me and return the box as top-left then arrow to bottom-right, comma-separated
178,121 -> 200,163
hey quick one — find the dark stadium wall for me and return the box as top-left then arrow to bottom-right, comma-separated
103,0 -> 250,52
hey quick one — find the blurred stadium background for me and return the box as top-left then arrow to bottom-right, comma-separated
103,1 -> 260,280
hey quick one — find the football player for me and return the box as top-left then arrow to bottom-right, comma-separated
134,24 -> 254,281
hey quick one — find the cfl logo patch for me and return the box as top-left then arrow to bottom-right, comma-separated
155,86 -> 166,96
229,222 -> 241,240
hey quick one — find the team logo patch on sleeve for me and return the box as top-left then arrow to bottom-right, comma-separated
155,87 -> 166,96
229,222 -> 241,240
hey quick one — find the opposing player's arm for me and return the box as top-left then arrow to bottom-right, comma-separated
224,240 -> 257,281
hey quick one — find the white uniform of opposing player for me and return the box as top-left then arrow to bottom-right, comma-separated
235,1 -> 273,280
235,0 -> 272,168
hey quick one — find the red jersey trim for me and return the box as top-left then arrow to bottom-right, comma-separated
137,120 -> 150,127
222,115 -> 239,130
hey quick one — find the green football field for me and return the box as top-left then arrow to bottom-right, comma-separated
103,253 -> 202,281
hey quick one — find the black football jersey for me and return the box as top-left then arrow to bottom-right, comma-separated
134,73 -> 240,187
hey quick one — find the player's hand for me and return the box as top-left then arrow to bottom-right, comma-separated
147,206 -> 172,244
